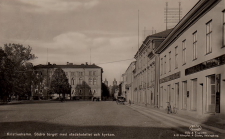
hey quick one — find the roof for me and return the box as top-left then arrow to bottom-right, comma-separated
134,29 -> 173,58
125,61 -> 136,73
148,28 -> 173,38
34,64 -> 102,69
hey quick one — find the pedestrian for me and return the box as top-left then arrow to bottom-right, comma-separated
129,99 -> 131,105
167,102 -> 172,114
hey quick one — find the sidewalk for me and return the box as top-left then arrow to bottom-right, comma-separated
126,103 -> 225,137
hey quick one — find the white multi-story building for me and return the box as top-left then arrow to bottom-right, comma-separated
34,62 -> 103,100
155,0 -> 225,119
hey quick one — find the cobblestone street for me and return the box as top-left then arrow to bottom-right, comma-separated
0,101 -> 182,139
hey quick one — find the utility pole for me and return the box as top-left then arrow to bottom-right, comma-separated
83,68 -> 85,100
46,48 -> 49,100
138,10 -> 140,104
90,47 -> 91,65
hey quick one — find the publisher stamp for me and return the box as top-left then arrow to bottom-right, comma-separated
174,124 -> 220,138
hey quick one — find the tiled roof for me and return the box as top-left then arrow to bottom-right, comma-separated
34,64 -> 102,69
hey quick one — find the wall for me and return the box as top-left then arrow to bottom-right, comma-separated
159,1 -> 225,119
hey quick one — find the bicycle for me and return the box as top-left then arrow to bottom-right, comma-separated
172,107 -> 178,114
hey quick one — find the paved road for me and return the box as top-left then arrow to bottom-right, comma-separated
0,101 -> 186,139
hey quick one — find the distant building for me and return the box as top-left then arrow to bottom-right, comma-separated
33,62 -> 103,101
133,29 -> 172,105
121,61 -> 135,102
110,79 -> 119,99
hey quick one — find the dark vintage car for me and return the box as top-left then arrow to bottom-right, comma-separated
116,96 -> 126,105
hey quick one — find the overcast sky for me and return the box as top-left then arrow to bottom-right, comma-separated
0,0 -> 198,85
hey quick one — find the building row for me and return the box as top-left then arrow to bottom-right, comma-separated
122,0 -> 225,120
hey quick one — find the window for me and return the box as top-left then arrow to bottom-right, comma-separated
169,52 -> 171,72
89,78 -> 92,85
89,71 -> 92,76
93,78 -> 97,85
71,78 -> 75,85
93,90 -> 96,95
147,68 -> 150,86
164,55 -> 166,74
89,90 -> 92,95
193,31 -> 197,60
71,72 -> 74,76
182,81 -> 187,109
206,20 -> 212,54
182,40 -> 186,65
144,56 -> 146,67
93,71 -> 96,75
160,86 -> 163,107
206,75 -> 216,113
150,66 -> 153,82
152,66 -> 155,82
138,59 -> 141,69
175,46 -> 178,68
161,58 -> 163,75
79,78 -> 83,84
223,10 -> 225,47
77,71 -> 83,76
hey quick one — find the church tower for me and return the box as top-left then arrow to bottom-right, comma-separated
104,78 -> 108,86
113,78 -> 117,86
